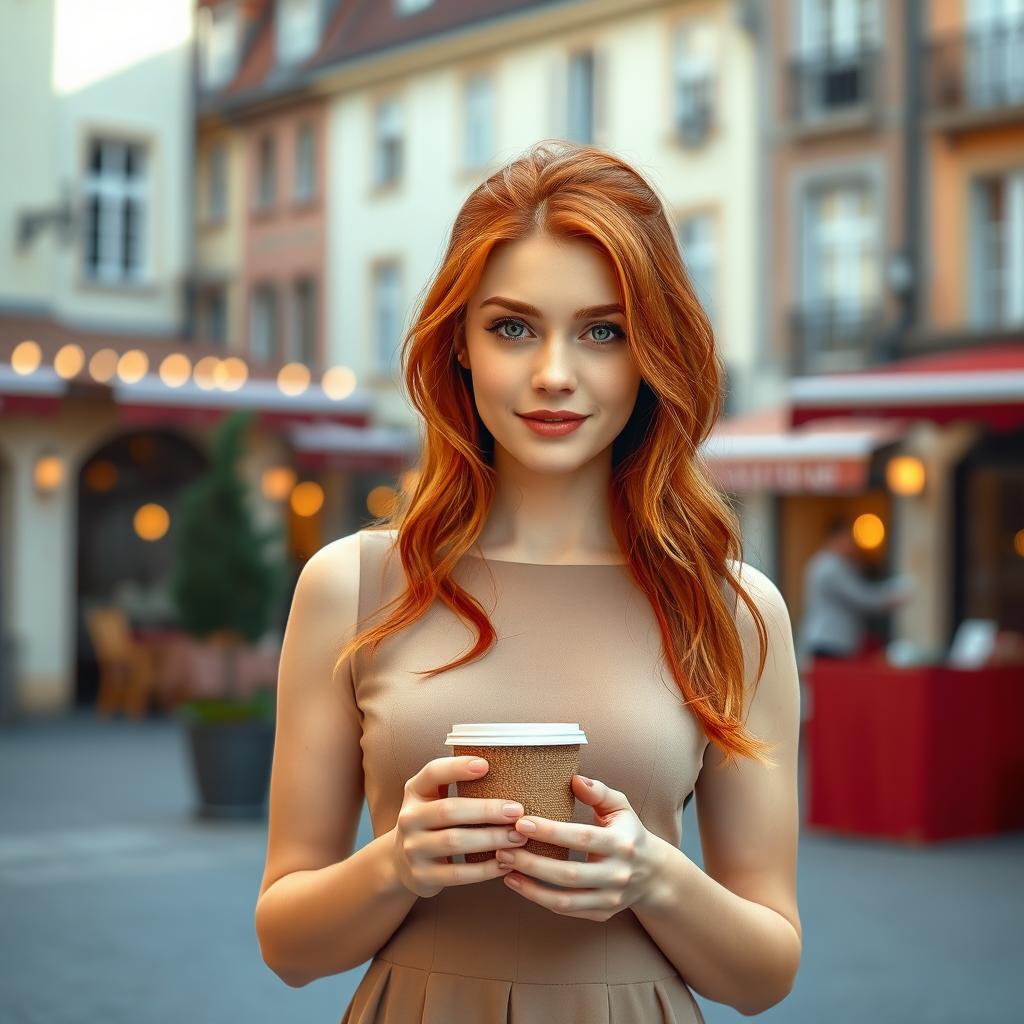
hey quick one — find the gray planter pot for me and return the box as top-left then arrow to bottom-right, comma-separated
183,718 -> 275,820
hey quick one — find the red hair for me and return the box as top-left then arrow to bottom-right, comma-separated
334,140 -> 774,768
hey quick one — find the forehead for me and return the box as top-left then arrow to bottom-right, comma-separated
471,233 -> 623,310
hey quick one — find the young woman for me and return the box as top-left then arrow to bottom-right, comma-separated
255,141 -> 802,1022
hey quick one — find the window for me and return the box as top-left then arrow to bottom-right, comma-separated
199,1 -> 239,90
256,134 -> 276,209
250,284 -> 278,362
970,169 -> 1024,327
198,287 -> 228,347
798,0 -> 879,56
802,180 -> 881,313
965,0 -> 1024,108
277,0 -> 320,66
463,73 -> 495,169
374,98 -> 403,187
372,262 -> 402,374
290,277 -> 318,367
677,212 -> 718,327
673,22 -> 717,146
83,138 -> 147,284
566,51 -> 594,144
795,178 -> 882,369
294,123 -> 316,202
206,143 -> 227,222
396,0 -> 433,14
794,0 -> 880,117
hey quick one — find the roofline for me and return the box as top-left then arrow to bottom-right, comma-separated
197,0 -> 677,122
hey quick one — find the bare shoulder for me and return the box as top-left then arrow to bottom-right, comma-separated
719,559 -> 797,726
294,531 -> 364,607
723,559 -> 792,641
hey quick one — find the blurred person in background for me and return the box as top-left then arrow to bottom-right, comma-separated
797,516 -> 914,671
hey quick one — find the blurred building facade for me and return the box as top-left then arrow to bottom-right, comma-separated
1,0 -> 1021,718
761,0 -> 1024,653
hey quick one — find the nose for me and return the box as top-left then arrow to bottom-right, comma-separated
530,336 -> 577,392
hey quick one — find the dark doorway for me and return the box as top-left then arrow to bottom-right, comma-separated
75,429 -> 208,708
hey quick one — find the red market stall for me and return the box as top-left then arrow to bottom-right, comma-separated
806,654 -> 1024,842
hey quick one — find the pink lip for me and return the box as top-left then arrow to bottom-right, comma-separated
518,409 -> 588,420
516,414 -> 588,437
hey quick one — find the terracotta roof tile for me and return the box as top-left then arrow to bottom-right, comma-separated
317,0 -> 565,66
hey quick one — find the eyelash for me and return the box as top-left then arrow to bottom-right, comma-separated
484,316 -> 626,347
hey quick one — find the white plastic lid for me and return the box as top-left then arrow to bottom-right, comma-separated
444,722 -> 588,746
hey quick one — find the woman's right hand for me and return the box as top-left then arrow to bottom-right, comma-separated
389,756 -> 528,898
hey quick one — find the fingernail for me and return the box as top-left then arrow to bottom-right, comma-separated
582,776 -> 594,788
470,759 -> 488,772
517,818 -> 536,833
503,802 -> 524,817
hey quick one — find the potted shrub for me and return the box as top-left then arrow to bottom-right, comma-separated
170,410 -> 288,819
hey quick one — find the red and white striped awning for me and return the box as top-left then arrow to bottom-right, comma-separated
701,405 -> 908,494
789,341 -> 1024,431
0,365 -> 67,416
0,365 -> 418,471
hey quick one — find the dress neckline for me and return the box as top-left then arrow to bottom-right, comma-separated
462,549 -> 627,567
367,529 -> 628,567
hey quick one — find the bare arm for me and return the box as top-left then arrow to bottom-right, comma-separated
632,561 -> 802,1016
254,532 -> 417,987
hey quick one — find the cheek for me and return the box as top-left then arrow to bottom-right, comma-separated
594,366 -> 642,420
469,360 -> 515,411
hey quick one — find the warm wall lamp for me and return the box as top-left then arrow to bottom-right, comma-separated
33,451 -> 65,494
886,455 -> 926,497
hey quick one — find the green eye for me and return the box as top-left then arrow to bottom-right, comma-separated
484,317 -> 625,346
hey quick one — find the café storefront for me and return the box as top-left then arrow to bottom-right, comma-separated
785,341 -> 1024,842
0,358 -> 417,718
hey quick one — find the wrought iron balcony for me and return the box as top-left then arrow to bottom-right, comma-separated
787,48 -> 880,127
925,21 -> 1024,128
788,301 -> 888,376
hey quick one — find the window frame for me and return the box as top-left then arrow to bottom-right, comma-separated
82,136 -> 149,286
250,283 -> 279,363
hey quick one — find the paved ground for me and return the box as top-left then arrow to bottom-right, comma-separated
0,708 -> 1020,1023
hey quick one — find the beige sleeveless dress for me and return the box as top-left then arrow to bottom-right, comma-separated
340,528 -> 709,1023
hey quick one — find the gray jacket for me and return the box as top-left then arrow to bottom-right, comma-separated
797,549 -> 901,668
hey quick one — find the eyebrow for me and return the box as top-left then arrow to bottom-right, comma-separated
479,296 -> 625,320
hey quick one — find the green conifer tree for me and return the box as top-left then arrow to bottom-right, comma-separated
171,410 -> 286,705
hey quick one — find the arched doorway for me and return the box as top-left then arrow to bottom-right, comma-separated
75,429 -> 208,708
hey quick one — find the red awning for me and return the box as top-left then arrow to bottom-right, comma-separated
789,341 -> 1024,431
701,405 -> 908,494
0,365 -> 67,417
111,376 -> 371,429
289,421 -> 419,471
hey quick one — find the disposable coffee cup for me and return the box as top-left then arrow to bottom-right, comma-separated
443,723 -> 588,863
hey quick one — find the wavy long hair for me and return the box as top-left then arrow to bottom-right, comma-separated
334,141 -> 774,768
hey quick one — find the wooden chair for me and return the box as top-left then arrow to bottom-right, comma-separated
85,607 -> 159,719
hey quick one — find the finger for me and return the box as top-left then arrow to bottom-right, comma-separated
496,847 -> 604,889
573,775 -> 629,816
429,795 -> 525,829
504,870 -> 612,917
514,815 -> 611,854
414,755 -> 489,800
421,823 -> 527,860
425,855 -> 515,888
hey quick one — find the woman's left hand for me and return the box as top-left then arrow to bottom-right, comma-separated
497,774 -> 668,922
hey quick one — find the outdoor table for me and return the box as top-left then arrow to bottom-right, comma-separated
806,655 -> 1024,842
130,627 -> 280,705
